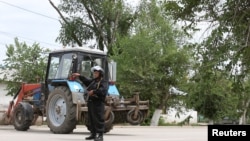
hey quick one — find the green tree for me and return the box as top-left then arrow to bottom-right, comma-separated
164,0 -> 250,124
49,0 -> 136,55
0,38 -> 50,96
186,61 -> 239,122
112,0 -> 191,125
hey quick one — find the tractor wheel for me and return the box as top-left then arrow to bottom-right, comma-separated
13,102 -> 33,131
104,111 -> 114,133
85,122 -> 114,133
126,109 -> 143,125
46,86 -> 76,134
104,123 -> 114,133
84,111 -> 114,133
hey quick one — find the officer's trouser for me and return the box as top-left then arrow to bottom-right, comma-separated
87,100 -> 105,134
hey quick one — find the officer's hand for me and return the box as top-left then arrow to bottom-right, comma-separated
72,73 -> 80,77
88,90 -> 94,96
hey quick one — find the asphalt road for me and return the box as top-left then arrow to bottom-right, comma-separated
0,125 -> 207,141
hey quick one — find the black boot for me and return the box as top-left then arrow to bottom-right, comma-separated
94,133 -> 103,141
85,133 -> 96,140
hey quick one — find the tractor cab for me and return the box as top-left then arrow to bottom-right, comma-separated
46,48 -> 106,89
44,47 -> 119,97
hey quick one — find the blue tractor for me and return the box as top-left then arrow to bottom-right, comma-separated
44,47 -> 149,133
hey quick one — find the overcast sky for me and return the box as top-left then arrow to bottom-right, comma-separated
0,0 -> 208,65
0,0 -> 62,64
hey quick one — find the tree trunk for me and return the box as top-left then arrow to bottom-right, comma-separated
208,119 -> 214,125
150,91 -> 170,126
162,94 -> 170,114
239,98 -> 250,125
150,109 -> 162,126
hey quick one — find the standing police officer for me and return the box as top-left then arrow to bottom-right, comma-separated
72,66 -> 108,141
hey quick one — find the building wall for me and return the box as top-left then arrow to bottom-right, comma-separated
0,68 -> 15,110
0,83 -> 12,110
161,107 -> 198,124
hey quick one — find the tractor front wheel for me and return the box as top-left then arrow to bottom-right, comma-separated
12,102 -> 33,131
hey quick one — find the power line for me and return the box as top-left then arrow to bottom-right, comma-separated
0,30 -> 61,48
0,1 -> 62,48
0,1 -> 59,21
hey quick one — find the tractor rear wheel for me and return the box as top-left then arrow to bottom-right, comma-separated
46,86 -> 76,134
84,111 -> 114,133
13,102 -> 33,131
104,111 -> 114,133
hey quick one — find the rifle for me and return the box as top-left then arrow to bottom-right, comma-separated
84,79 -> 102,102
84,80 -> 95,101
